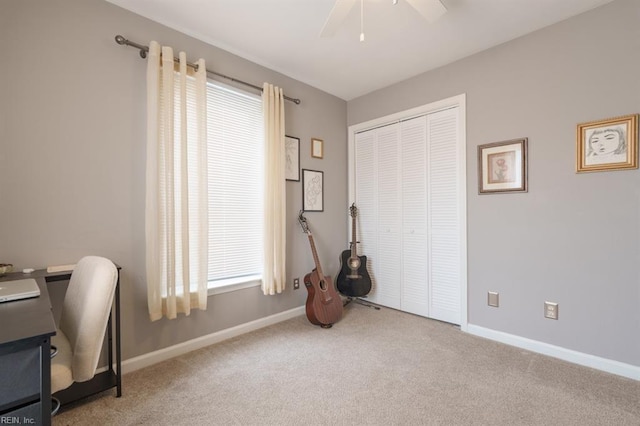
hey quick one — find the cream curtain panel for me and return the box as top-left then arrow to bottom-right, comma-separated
146,41 -> 209,321
262,83 -> 286,295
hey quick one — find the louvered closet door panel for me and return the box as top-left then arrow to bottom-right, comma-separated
401,117 -> 427,233
400,117 -> 429,316
373,124 -> 401,309
428,107 -> 461,324
354,130 -> 379,302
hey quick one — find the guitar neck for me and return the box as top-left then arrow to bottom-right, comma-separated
307,233 -> 325,278
351,215 -> 357,257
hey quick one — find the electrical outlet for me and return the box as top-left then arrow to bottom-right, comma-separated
293,278 -> 300,290
488,291 -> 499,307
544,301 -> 558,320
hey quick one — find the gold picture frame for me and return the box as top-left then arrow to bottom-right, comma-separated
576,114 -> 638,173
311,138 -> 324,159
478,138 -> 528,194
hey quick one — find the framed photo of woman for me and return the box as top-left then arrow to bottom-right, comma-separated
576,114 -> 638,173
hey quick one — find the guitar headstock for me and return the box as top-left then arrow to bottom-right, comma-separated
349,203 -> 358,218
298,210 -> 310,234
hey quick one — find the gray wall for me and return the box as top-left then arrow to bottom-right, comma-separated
2,0 -> 637,369
0,0 -> 347,360
348,0 -> 639,367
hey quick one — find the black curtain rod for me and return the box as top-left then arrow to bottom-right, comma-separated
115,35 -> 301,105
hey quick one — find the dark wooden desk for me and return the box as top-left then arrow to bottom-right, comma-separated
0,267 -> 122,418
0,278 -> 56,426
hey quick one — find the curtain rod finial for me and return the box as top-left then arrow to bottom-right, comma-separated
115,35 -> 147,58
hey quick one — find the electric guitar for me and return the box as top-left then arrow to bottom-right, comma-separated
298,212 -> 343,328
336,203 -> 372,297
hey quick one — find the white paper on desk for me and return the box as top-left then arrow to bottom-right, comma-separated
46,264 -> 75,273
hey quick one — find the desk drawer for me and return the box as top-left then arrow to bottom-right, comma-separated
0,346 -> 40,407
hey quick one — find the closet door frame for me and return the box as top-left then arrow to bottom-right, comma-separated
347,93 -> 468,331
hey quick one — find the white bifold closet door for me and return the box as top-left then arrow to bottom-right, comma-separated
354,107 -> 462,324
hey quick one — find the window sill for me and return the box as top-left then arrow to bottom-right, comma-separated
207,275 -> 262,296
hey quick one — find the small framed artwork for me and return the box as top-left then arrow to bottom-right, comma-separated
311,138 -> 324,159
576,114 -> 638,173
302,169 -> 324,212
478,138 -> 528,194
285,135 -> 300,181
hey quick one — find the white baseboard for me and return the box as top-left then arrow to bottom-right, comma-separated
122,306 -> 305,374
466,324 -> 640,381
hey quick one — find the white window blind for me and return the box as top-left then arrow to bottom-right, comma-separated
206,82 -> 264,284
163,75 -> 263,289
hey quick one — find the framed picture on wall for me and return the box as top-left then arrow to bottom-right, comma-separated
285,135 -> 300,181
311,138 -> 324,159
302,169 -> 323,211
478,138 -> 528,194
576,114 -> 638,173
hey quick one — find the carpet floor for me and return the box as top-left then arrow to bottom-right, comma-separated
53,302 -> 640,425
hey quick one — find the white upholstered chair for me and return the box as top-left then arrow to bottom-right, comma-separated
50,256 -> 118,414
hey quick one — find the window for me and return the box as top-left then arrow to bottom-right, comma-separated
206,82 -> 264,290
166,76 -> 263,295
147,44 -> 271,320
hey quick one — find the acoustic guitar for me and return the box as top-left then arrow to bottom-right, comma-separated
336,203 -> 372,297
298,212 -> 343,328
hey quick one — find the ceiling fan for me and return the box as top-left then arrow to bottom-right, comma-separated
320,0 -> 447,39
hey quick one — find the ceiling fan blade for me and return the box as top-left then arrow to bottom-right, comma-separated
405,0 -> 447,23
320,0 -> 358,37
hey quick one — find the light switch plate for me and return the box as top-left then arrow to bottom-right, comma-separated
488,291 -> 499,307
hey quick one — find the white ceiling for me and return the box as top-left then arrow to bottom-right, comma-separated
106,0 -> 615,101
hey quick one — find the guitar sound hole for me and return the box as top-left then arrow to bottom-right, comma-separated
319,280 -> 328,291
348,258 -> 361,269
